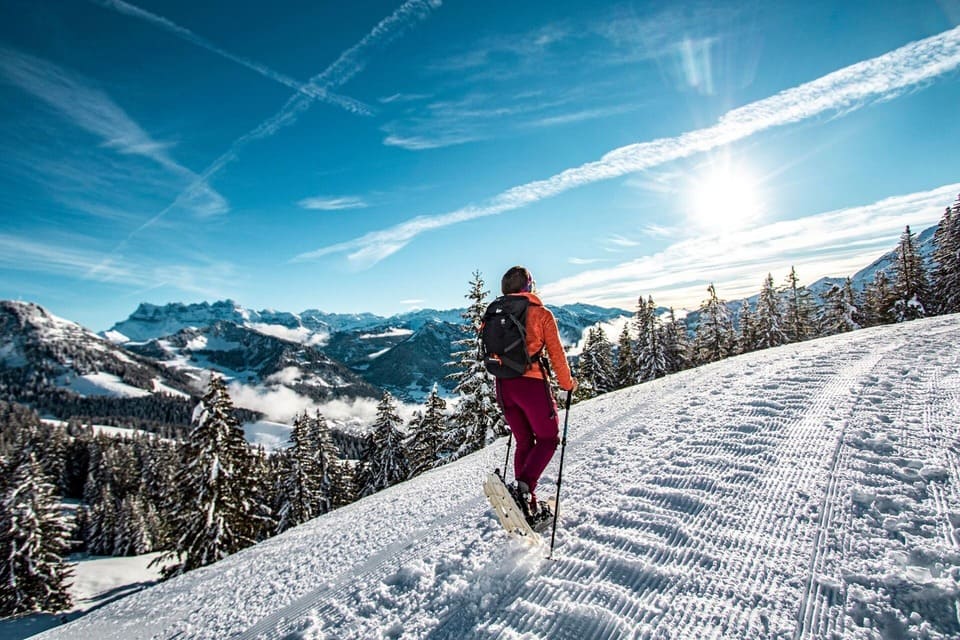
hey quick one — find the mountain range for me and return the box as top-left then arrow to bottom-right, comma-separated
0,221 -> 939,429
0,295 -> 630,430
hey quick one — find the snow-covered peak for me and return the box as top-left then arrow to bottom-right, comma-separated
108,300 -> 315,344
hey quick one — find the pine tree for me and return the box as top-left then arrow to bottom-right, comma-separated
405,386 -> 447,478
863,270 -> 896,326
892,225 -> 932,322
329,458 -> 356,509
693,284 -> 734,365
614,323 -> 637,388
932,195 -> 960,314
309,411 -> 341,516
754,273 -> 787,350
782,267 -> 817,342
576,327 -> 614,400
445,271 -> 503,460
662,308 -> 690,374
736,299 -> 757,355
152,374 -> 258,578
636,296 -> 668,381
0,453 -> 73,616
275,413 -> 324,534
356,393 -> 409,498
820,278 -> 861,336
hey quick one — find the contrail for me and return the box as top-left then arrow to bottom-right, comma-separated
87,0 -> 371,115
293,24 -> 960,268
89,0 -> 441,278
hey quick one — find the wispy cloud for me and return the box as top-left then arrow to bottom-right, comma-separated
0,232 -> 237,298
127,0 -> 441,237
295,25 -> 960,268
539,183 -> 960,310
568,257 -> 609,265
298,196 -> 369,211
87,0 -> 372,116
379,92 -> 433,104
606,234 -> 642,248
0,47 -> 227,218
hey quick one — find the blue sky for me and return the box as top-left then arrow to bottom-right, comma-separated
1,0 -> 959,331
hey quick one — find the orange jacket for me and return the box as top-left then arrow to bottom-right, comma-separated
509,292 -> 575,391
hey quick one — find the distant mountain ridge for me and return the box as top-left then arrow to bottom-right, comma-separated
106,299 -> 632,401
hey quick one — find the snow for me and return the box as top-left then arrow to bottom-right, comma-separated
0,553 -> 162,640
57,372 -> 151,398
367,346 -> 392,359
359,327 -> 414,339
101,329 -> 130,344
248,322 -> 329,347
152,377 -> 191,398
35,315 -> 960,640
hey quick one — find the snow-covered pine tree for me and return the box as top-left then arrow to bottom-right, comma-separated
445,271 -> 503,460
662,308 -> 690,374
405,385 -> 447,478
736,299 -> 757,355
309,410 -> 340,516
782,267 -> 817,343
576,327 -> 615,400
693,284 -> 734,365
0,452 -> 73,616
754,273 -> 787,350
356,392 -> 409,498
113,493 -> 152,556
892,225 -> 932,322
819,278 -> 861,336
862,270 -> 896,327
275,412 -> 323,534
614,322 -> 637,388
152,374 -> 258,579
329,458 -> 356,509
636,296 -> 668,381
932,196 -> 960,314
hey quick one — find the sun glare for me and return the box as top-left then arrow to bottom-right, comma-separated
689,164 -> 764,232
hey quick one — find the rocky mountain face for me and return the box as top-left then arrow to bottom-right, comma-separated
106,300 -> 632,401
125,321 -> 380,402
0,301 -> 201,430
0,297 -> 632,428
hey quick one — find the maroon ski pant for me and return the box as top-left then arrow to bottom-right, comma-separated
496,376 -> 559,494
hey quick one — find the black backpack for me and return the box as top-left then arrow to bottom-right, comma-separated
479,295 -> 539,378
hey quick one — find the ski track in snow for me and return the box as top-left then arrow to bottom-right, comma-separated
36,316 -> 960,640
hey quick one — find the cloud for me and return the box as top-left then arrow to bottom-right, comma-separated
400,298 -> 425,305
0,47 -> 228,218
538,182 -> 960,310
127,0 -> 440,238
295,25 -> 960,268
298,196 -> 369,211
87,0 -> 372,116
568,257 -> 609,265
0,231 -> 238,298
607,234 -> 642,248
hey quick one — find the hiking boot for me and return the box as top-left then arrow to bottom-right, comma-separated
506,482 -> 531,517
527,500 -> 554,532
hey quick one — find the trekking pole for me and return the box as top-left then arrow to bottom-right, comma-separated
548,390 -> 573,559
502,432 -> 512,479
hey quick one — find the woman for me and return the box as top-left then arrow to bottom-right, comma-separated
494,266 -> 576,524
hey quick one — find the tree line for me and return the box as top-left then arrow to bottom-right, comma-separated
574,196 -> 960,400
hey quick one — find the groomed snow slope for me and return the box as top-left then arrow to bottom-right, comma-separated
38,315 -> 960,640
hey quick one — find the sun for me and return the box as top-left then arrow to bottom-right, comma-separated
688,163 -> 764,232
